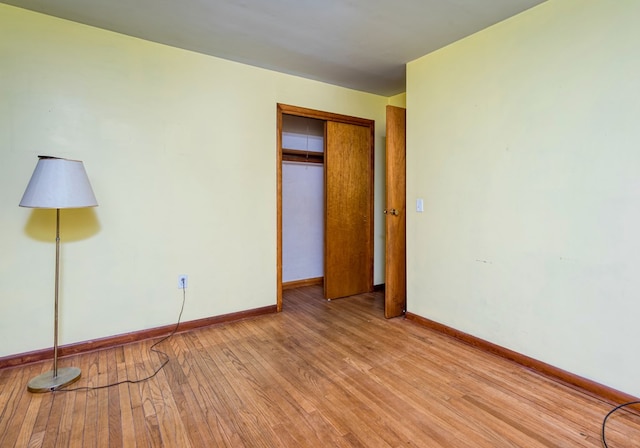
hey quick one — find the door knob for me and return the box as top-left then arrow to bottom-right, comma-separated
384,208 -> 399,216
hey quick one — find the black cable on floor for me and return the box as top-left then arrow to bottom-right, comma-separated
52,286 -> 186,393
602,400 -> 640,447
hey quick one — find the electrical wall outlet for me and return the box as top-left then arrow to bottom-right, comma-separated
178,274 -> 188,289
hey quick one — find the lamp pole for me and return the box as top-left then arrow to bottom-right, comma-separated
27,208 -> 82,393
53,208 -> 60,378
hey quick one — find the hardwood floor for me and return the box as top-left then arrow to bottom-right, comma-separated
1,285 -> 638,447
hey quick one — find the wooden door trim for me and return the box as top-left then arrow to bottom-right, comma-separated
277,107 -> 283,311
278,103 -> 373,127
276,103 -> 375,312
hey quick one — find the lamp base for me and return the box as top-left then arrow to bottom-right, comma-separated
27,367 -> 81,393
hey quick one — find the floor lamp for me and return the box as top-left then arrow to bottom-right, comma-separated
20,156 -> 98,393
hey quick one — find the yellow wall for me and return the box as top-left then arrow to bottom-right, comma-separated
407,0 -> 640,396
388,93 -> 406,108
0,5 -> 389,357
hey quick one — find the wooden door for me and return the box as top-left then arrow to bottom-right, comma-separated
325,121 -> 374,300
384,105 -> 406,318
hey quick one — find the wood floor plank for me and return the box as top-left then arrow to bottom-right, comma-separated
135,341 -> 165,447
76,350 -> 100,448
115,349 -> 136,448
161,348 -> 208,447
106,347 -> 123,448
12,387 -> 41,447
220,325 -> 336,447
65,355 -> 89,447
177,334 -> 243,446
0,363 -> 39,447
122,342 -> 152,448
176,333 -> 235,446
42,392 -> 66,447
1,285 -> 639,447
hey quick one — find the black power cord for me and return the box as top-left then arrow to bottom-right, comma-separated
52,286 -> 186,393
602,401 -> 640,447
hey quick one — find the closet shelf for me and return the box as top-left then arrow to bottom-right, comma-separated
282,148 -> 324,164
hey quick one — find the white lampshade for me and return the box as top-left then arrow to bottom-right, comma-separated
20,156 -> 98,209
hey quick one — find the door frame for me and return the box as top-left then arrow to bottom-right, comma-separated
276,103 -> 375,311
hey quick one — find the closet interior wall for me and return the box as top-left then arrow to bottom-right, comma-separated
281,115 -> 325,284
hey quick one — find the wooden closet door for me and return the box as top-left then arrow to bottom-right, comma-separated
325,121 -> 373,300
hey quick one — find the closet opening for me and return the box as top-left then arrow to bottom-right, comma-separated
281,114 -> 325,291
276,104 -> 374,312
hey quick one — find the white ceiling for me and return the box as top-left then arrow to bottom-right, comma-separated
2,0 -> 545,96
